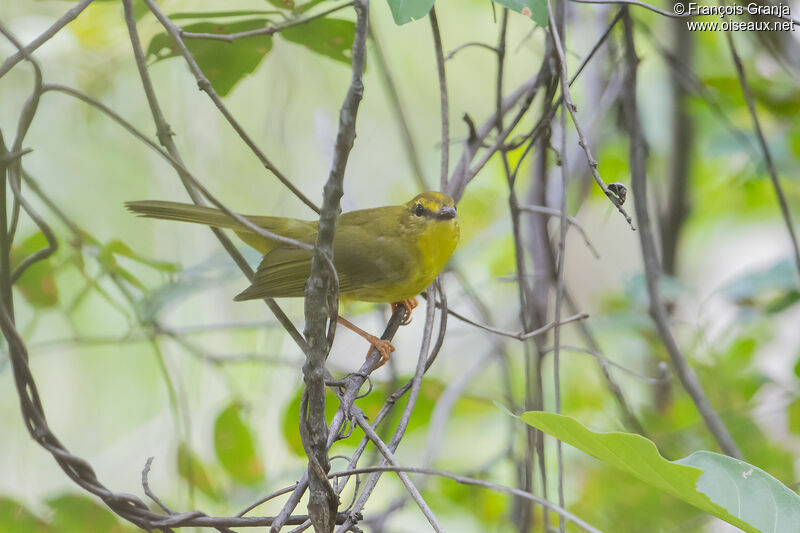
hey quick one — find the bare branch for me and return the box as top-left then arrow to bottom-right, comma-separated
299,0 -> 369,528
327,466 -> 603,533
519,205 -> 600,258
337,287 -> 442,533
429,7 -> 450,190
445,41 -> 498,62
369,19 -> 429,189
546,1 -> 569,527
0,0 -> 94,79
725,33 -> 800,281
545,4 -> 634,228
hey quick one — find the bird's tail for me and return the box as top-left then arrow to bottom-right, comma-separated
125,200 -> 244,229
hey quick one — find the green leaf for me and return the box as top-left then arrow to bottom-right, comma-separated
177,443 -> 222,501
10,232 -> 58,309
492,0 -> 548,27
214,403 -> 265,486
0,498 -> 51,532
103,239 -> 177,273
521,412 -> 800,533
147,19 -> 274,96
47,495 -> 130,533
788,399 -> 800,435
385,0 -> 434,25
281,18 -> 354,65
282,386 -> 339,456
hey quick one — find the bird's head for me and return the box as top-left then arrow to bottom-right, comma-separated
404,191 -> 457,222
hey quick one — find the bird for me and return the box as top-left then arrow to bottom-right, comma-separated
126,191 -> 460,364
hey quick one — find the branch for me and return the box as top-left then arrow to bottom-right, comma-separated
544,5 -> 634,228
326,466 -> 603,533
369,19 -> 429,190
429,7 -> 449,190
299,0 -> 369,529
337,287 -> 442,533
446,72 -> 541,202
0,0 -> 94,79
518,204 -> 600,259
444,41 -> 498,62
546,0 -> 569,527
261,306 -> 410,531
620,8 -> 742,458
725,33 -> 800,281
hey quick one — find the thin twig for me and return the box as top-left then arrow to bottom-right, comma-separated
326,466 -> 603,533
519,205 -> 600,258
337,287 -> 442,533
0,0 -> 94,79
443,304 -> 589,341
264,307 -> 410,531
545,6 -> 634,229
368,18 -> 429,190
725,33 -> 800,281
429,7 -> 449,190
444,41 -> 498,62
546,0 -> 568,528
299,0 -> 369,528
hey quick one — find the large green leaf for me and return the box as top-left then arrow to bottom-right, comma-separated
147,19 -> 274,96
281,18 -> 355,65
214,403 -> 265,486
46,495 -> 130,533
385,0 -> 435,25
10,232 -> 58,309
177,443 -> 222,501
492,0 -> 548,27
521,412 -> 800,533
0,498 -> 51,533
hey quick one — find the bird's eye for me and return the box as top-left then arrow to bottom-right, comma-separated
413,203 -> 425,217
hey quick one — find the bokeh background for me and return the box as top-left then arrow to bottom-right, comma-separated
1,0 -> 800,531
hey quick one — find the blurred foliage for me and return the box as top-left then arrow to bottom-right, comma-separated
213,403 -> 265,486
10,233 -> 59,309
0,495 -> 134,533
2,0 -> 800,531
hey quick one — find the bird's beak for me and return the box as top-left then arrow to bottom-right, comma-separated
437,206 -> 457,220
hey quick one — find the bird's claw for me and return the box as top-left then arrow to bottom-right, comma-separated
392,297 -> 418,326
366,337 -> 395,367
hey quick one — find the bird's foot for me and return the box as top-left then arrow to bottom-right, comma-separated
365,335 -> 395,367
392,297 -> 418,326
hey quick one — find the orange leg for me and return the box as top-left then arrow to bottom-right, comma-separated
337,315 -> 395,366
391,297 -> 418,326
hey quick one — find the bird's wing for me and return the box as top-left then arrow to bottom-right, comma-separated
233,223 -> 413,301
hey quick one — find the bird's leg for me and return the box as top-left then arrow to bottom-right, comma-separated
391,297 -> 418,326
337,315 -> 395,366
